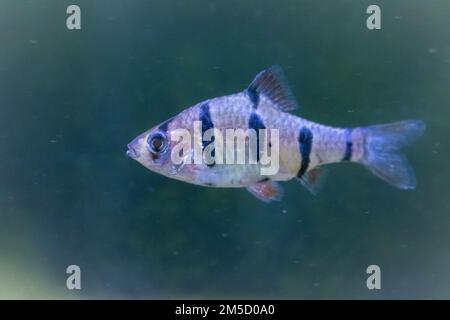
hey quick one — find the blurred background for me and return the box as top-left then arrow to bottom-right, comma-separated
0,0 -> 449,299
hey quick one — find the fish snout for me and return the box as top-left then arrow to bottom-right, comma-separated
126,142 -> 139,159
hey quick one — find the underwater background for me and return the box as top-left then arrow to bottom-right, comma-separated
0,0 -> 449,299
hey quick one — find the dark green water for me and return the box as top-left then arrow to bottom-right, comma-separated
0,0 -> 449,298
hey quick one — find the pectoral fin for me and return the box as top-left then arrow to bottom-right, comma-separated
246,180 -> 284,203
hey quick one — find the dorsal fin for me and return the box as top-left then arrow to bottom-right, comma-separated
247,65 -> 299,112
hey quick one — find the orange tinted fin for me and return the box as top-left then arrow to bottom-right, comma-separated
297,166 -> 328,195
246,180 -> 284,203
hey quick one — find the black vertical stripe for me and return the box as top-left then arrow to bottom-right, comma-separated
247,86 -> 260,108
248,112 -> 266,162
297,127 -> 313,178
342,129 -> 353,161
157,117 -> 172,134
200,102 -> 215,167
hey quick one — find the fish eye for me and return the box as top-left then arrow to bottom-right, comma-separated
147,132 -> 168,154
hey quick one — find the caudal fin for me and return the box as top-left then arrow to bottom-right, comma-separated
360,120 -> 426,189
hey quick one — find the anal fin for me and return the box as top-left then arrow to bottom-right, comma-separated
296,167 -> 328,195
246,180 -> 284,203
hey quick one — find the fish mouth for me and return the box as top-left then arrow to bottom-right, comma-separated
126,143 -> 139,159
127,132 -> 148,159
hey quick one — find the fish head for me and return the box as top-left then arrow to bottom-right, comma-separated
127,125 -> 173,174
126,112 -> 198,182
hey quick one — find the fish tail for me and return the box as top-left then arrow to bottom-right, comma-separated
358,120 -> 426,189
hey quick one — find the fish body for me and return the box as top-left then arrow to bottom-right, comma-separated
127,66 -> 425,202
